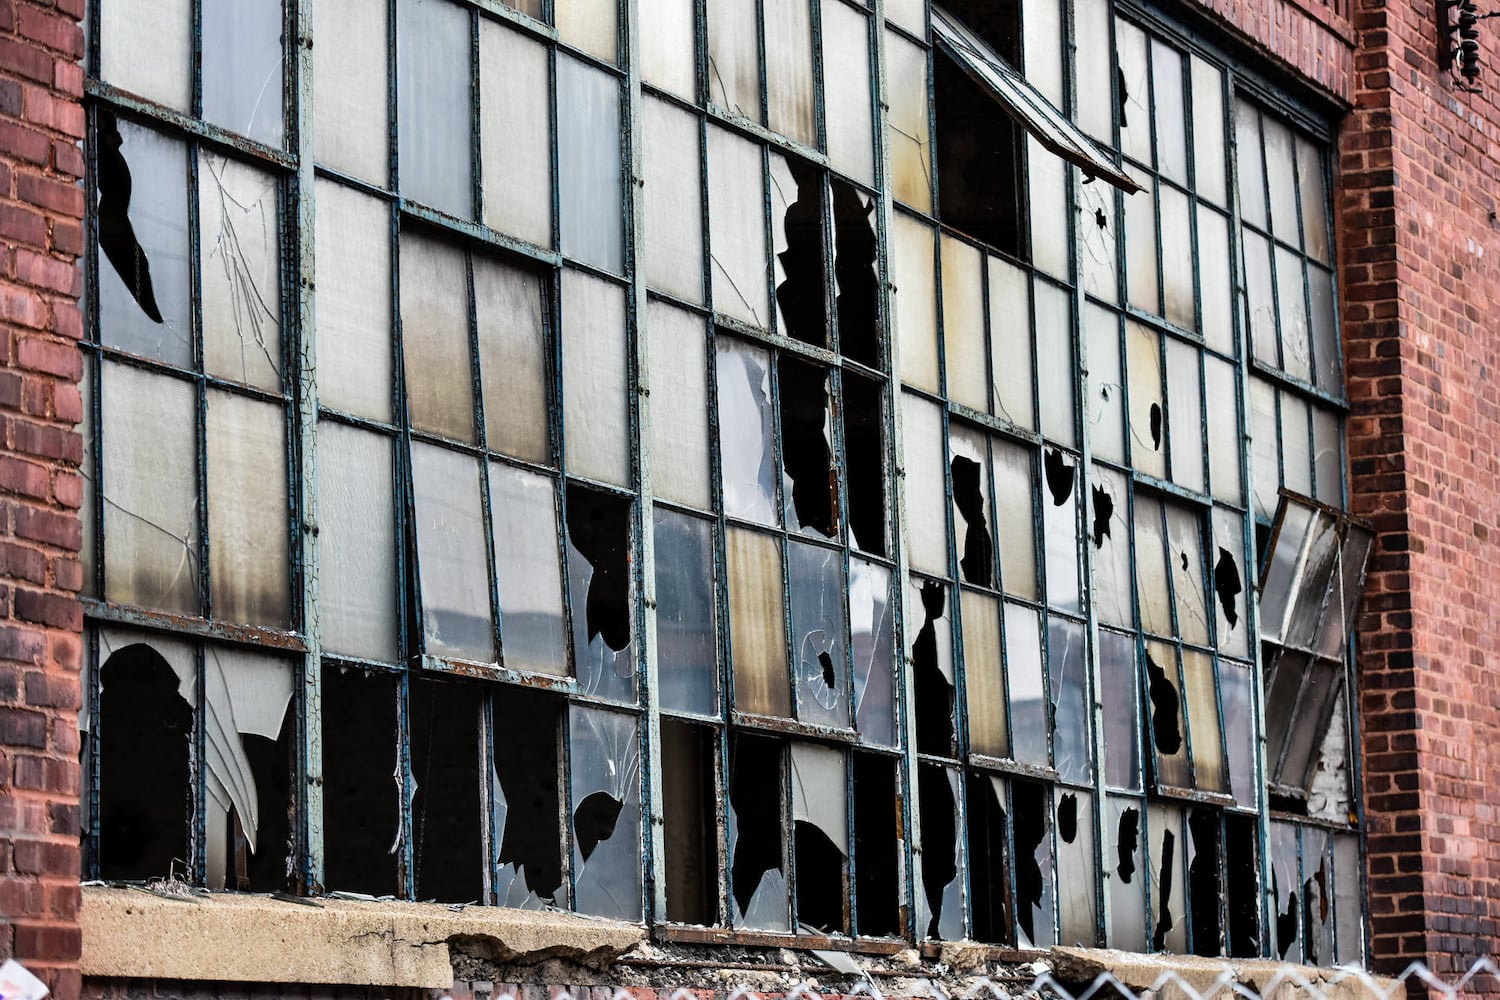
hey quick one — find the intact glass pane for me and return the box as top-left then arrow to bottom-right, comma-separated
315,180 -> 393,422
641,0 -> 696,99
1134,496 -> 1171,636
893,212 -> 939,392
1298,137 -> 1331,264
1281,391 -> 1313,499
1204,356 -> 1243,503
988,255 -> 1034,429
480,23 -> 552,247
1197,205 -> 1234,356
489,464 -> 568,676
556,0 -> 619,63
993,440 -> 1037,600
559,57 -> 625,274
1164,338 -> 1204,494
1221,659 -> 1256,808
765,0 -> 815,145
885,0 -> 924,35
707,126 -> 770,328
1313,405 -> 1343,508
206,391 -> 289,627
1123,169 -> 1159,315
708,0 -> 760,119
314,0 -> 388,185
1035,280 -> 1075,448
1181,649 -> 1224,791
400,233 -> 475,443
787,541 -> 849,729
1005,603 -> 1047,768
102,0 -> 190,111
475,255 -> 550,464
1028,139 -> 1069,279
962,590 -> 1007,758
1075,0 -> 1113,142
1085,304 -> 1124,465
823,3 -> 875,186
1263,116 -> 1300,246
901,394 -> 948,577
1099,630 -> 1141,790
647,302 -> 711,509
643,97 -> 704,303
1310,263 -> 1341,393
940,235 -> 987,412
717,338 -> 778,525
1023,0 -> 1063,105
411,443 -> 494,663
561,269 -> 630,487
1125,321 -> 1165,479
1151,40 -> 1187,186
1234,100 -> 1267,229
1242,228 -> 1278,367
317,421 -> 398,661
202,0 -> 285,147
1275,247 -> 1311,382
200,154 -> 281,391
1159,185 -> 1195,331
1250,378 -> 1280,522
396,0 -> 472,218
654,507 -> 717,716
727,528 -> 790,717
1190,56 -> 1227,206
886,32 -> 932,213
102,363 -> 200,615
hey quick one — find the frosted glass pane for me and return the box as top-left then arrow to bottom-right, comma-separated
1106,796 -> 1148,950
643,97 -> 704,303
1234,100 -> 1267,230
1159,185 -> 1194,331
654,507 -> 717,716
716,339 -> 778,525
1197,205 -> 1234,356
1078,181 -> 1119,304
400,233 -> 475,443
993,440 -> 1037,600
1151,40 -> 1187,186
561,270 -> 631,486
1263,116 -> 1299,246
317,421 -> 398,661
102,0 -> 190,111
1165,504 -> 1209,646
1249,377 -> 1279,521
396,0 -> 472,218
885,0 -> 924,36
1276,247 -> 1311,382
940,235 -> 986,411
708,0 -> 760,119
901,394 -> 947,576
1022,0 -> 1062,107
647,301 -> 711,509
1123,169 -> 1158,315
1042,449 -> 1081,614
314,0 -> 389,185
556,0 -> 618,63
558,56 -> 624,274
988,255 -> 1034,429
1313,405 -> 1342,507
886,32 -> 932,213
1310,263 -> 1341,393
1056,789 -> 1096,946
1115,18 -> 1150,164
1005,603 -> 1046,767
1075,0 -> 1112,140
1028,138 -> 1068,280
1298,137 -> 1331,264
1181,649 -> 1224,791
1211,509 -> 1249,659
475,256 -> 549,464
961,590 -> 1007,758
1204,356 -> 1242,503
480,22 -> 552,247
727,528 -> 790,717
1164,338 -> 1203,493
765,0 -> 815,145
1281,391 -> 1313,498
207,390 -> 290,626
1242,228 -> 1277,367
315,180 -> 393,422
823,3 -> 874,186
200,154 -> 281,391
892,212 -> 938,392
1190,57 -> 1226,206
707,126 -> 770,328
1125,321 -> 1165,479
1034,280 -> 1075,448
101,363 -> 199,615
489,464 -> 569,675
1135,498 -> 1171,637
641,0 -> 696,99
411,443 -> 494,663
202,0 -> 285,147
1085,304 -> 1124,465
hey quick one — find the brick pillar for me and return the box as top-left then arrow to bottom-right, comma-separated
0,2 -> 87,999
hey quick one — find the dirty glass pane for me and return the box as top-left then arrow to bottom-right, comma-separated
1159,185 -> 1195,331
1123,170 -> 1159,316
961,590 -> 1007,759
1259,501 -> 1314,645
1005,603 -> 1047,768
475,255 -> 550,465
886,32 -> 932,213
1115,17 -> 1150,165
707,126 -> 771,328
1107,795 -> 1149,951
315,179 -> 393,422
1075,0 -> 1112,142
823,2 -> 875,186
202,0 -> 284,147
1309,264 -> 1341,394
1079,182 -> 1119,304
1042,449 -> 1081,614
885,0 -> 924,35
1242,228 -> 1278,367
317,421 -> 398,661
1333,834 -> 1363,965
206,391 -> 289,627
102,363 -> 200,615
1275,248 -> 1311,382
727,528 -> 790,717
1300,825 -> 1334,963
97,121 -> 192,367
1312,405 -> 1343,508
1056,789 -> 1096,947
1146,641 -> 1190,787
901,394 -> 948,577
101,0 -> 191,111
1134,496 -> 1171,636
1125,321 -> 1165,479
1235,101 -> 1267,229
1164,340 -> 1204,494
411,443 -> 494,663
1048,618 -> 1090,783
641,0 -> 695,99
993,440 -> 1037,600
1197,206 -> 1233,356
1028,140 -> 1069,280
1148,804 -> 1188,953
647,302 -> 710,509
1269,820 -> 1301,961
489,464 -> 569,676
314,0 -> 389,185
556,0 -> 619,63
765,0 -> 815,145
654,507 -> 717,716
1263,117 -> 1299,246
561,269 -> 630,487
717,338 -> 779,525
1298,138 -> 1331,264
1151,40 -> 1187,185
1035,280 -> 1075,448
1281,661 -> 1342,790
400,233 -> 475,444
1085,305 -> 1124,465
788,541 -> 849,729
1249,377 -> 1280,522
643,97 -> 704,304
1190,57 -> 1227,206
558,57 -> 624,275
1319,523 -> 1373,660
940,235 -> 987,412
893,212 -> 939,392
200,154 -> 281,391
1091,467 -> 1133,628
1099,629 -> 1140,790
1211,508 -> 1250,659
949,426 -> 993,587
570,707 -> 642,919
1181,649 -> 1225,791
851,559 -> 897,747
708,0 -> 761,119
1204,356 -> 1242,504
1281,391 -> 1313,500
396,0 -> 472,219
1022,0 -> 1063,104
988,255 -> 1034,429
1220,659 -> 1256,809
480,22 -> 552,247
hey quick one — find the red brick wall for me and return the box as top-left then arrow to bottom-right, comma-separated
0,1 -> 86,999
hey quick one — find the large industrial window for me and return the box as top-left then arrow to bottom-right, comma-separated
78,0 -> 1369,967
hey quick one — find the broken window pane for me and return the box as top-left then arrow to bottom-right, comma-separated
787,541 -> 849,729
642,97 -> 705,304
909,576 -> 956,757
206,390 -> 290,627
101,0 -> 190,111
1005,602 -> 1047,768
97,117 -> 192,367
966,771 -> 1009,944
1048,617 -> 1090,784
707,126 -> 770,328
1091,468 -> 1133,628
778,358 -> 837,537
489,465 -> 569,677
988,255 -> 1034,429
1107,796 -> 1148,951
1146,640 -> 1190,788
933,45 -> 1024,259
662,721 -> 717,924
479,22 -> 552,247
729,733 -> 789,929
843,374 -> 888,556
1085,305 -> 1125,465
1149,803 -> 1187,953
950,426 -> 994,587
492,686 -> 564,906
886,31 -> 932,213
1270,820 -> 1301,961
791,743 -> 848,932
570,707 -> 643,919
400,232 -> 476,443
717,339 -> 779,525
901,394 -> 948,576
315,180 -> 394,422
475,255 -> 550,465
1134,495 -> 1172,636
823,4 -> 875,186
1042,448 -> 1081,613
1186,807 -> 1223,955
411,443 -> 494,663
727,528 -> 791,718
1225,813 -> 1262,957
1165,340 -> 1204,493
409,677 -> 485,903
1211,508 -> 1249,658
917,764 -> 964,941
707,0 -> 761,119
200,154 -> 281,391
892,212 -> 940,393
102,363 -> 200,615
314,0 -> 389,184
1300,826 -> 1333,964
850,559 -> 896,747
1099,629 -> 1141,791
396,0 -> 472,218
1056,789 -> 1097,947
321,665 -> 400,896
992,439 -> 1037,599
654,508 -> 718,717
765,0 -> 815,145
1114,17 -> 1150,162
941,236 -> 988,412
201,0 -> 285,147
1079,181 -> 1119,305
853,753 -> 901,936
558,56 -> 625,274
1164,504 -> 1210,646
566,487 -> 636,703
647,303 -> 711,509
1013,779 -> 1055,948
561,269 -> 630,487
1181,649 -> 1226,792
833,183 -> 882,367
1204,356 -> 1242,504
1319,522 -> 1375,659
640,0 -> 695,99
961,591 -> 1007,758
1125,321 -> 1165,479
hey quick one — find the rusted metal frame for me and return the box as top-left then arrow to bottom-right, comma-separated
1246,353 -> 1350,414
399,199 -> 563,271
82,599 -> 309,652
85,81 -> 298,171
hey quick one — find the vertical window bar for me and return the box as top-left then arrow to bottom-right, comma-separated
189,144 -> 212,621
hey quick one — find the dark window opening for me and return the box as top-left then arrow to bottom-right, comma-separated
322,665 -> 400,897
776,159 -> 829,348
96,109 -> 164,324
832,180 -> 881,368
952,453 -> 994,586
966,772 -> 1010,944
843,373 -> 887,556
1214,546 -> 1242,630
235,725 -> 293,893
778,358 -> 837,537
917,764 -> 958,939
794,818 -> 846,933
912,581 -> 955,756
1044,447 -> 1075,506
729,733 -> 785,920
853,753 -> 901,937
1057,792 -> 1079,844
1116,806 -> 1140,883
1187,808 -> 1223,956
565,486 -> 633,652
410,677 -> 485,903
934,51 -> 1026,258
662,721 -> 718,925
1146,649 -> 1183,756
1091,484 -> 1114,548
1225,814 -> 1262,957
1152,827 -> 1177,951
1012,779 -> 1048,946
492,686 -> 565,903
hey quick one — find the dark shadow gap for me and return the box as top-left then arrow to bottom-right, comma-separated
1152,827 -> 1177,951
730,733 -> 784,918
1117,807 -> 1140,884
238,729 -> 292,893
952,454 -> 994,586
853,752 -> 901,937
1044,448 -> 1076,507
1215,546 -> 1243,629
410,676 -> 485,903
662,720 -> 717,925
776,159 -> 828,347
1225,814 -> 1262,957
843,373 -> 887,555
913,581 -> 955,756
1013,779 -> 1047,946
321,665 -> 400,897
1091,484 -> 1114,548
97,109 -> 164,323
1146,650 -> 1184,756
778,358 -> 837,537
1188,807 -> 1223,956
794,820 -> 846,933
966,772 -> 1010,944
492,686 -> 564,902
917,764 -> 957,939
1057,792 -> 1078,844
832,181 -> 881,367
566,487 -> 633,651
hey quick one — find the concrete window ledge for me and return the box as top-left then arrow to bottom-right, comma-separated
79,886 -> 645,991
1050,947 -> 1400,1000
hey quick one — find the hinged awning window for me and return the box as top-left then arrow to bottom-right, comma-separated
931,5 -> 1142,194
